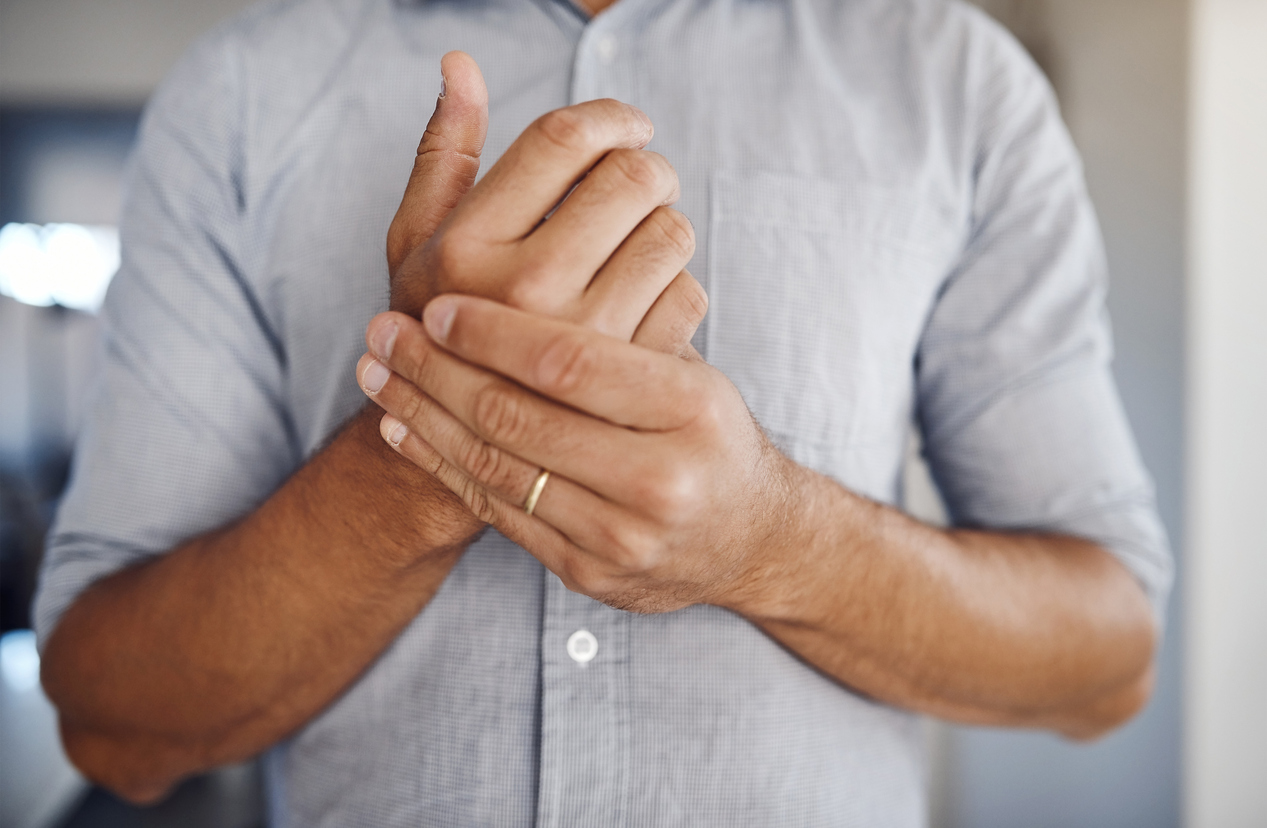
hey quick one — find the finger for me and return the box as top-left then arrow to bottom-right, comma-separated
375,412 -> 488,514
515,151 -> 682,305
378,412 -> 501,527
377,364 -> 648,562
380,414 -> 656,601
630,269 -> 709,356
383,402 -> 641,563
360,353 -> 543,502
450,99 -> 654,243
386,51 -> 489,275
379,412 -> 601,574
569,207 -> 695,340
420,296 -> 705,430
360,326 -> 659,497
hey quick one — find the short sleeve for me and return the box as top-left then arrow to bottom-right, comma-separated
916,24 -> 1173,619
33,29 -> 299,647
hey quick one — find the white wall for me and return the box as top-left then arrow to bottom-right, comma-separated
1186,1 -> 1267,825
0,0 -> 254,105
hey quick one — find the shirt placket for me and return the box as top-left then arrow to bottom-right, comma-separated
536,571 -> 632,827
534,10 -> 651,827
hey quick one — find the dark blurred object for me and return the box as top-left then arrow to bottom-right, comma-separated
0,461 -> 59,631
0,298 -> 101,633
60,765 -> 265,828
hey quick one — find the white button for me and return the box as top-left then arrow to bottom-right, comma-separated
596,34 -> 618,64
567,629 -> 599,664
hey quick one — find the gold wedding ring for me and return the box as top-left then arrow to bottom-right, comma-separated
524,469 -> 551,516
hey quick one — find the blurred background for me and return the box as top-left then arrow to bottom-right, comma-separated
0,0 -> 1263,826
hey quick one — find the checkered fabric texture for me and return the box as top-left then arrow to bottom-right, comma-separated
35,0 -> 1172,824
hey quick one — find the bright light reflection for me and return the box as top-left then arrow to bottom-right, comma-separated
0,222 -> 120,313
1,630 -> 41,693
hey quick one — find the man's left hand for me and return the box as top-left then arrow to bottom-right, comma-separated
358,293 -> 797,615
358,290 -> 1160,743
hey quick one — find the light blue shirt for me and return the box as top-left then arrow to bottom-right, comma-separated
35,0 -> 1172,824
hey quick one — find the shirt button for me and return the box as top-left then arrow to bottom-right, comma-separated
567,629 -> 598,664
596,34 -> 618,64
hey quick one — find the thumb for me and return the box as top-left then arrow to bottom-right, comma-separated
387,51 -> 489,275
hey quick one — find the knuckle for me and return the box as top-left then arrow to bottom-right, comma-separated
557,556 -> 601,596
535,108 -> 599,154
537,334 -> 597,397
459,436 -> 519,494
396,387 -> 426,424
681,395 -> 725,442
696,390 -> 728,432
504,264 -> 556,312
608,149 -> 668,194
677,273 -> 709,324
640,462 -> 704,525
583,571 -> 625,604
649,208 -> 696,261
503,279 -> 539,311
463,482 -> 500,525
472,383 -> 531,447
385,221 -> 410,272
430,231 -> 474,285
608,524 -> 662,573
394,330 -> 437,389
422,449 -> 449,479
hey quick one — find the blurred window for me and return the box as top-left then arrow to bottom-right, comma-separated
0,223 -> 119,314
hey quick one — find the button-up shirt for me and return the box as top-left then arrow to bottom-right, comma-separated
35,0 -> 1173,824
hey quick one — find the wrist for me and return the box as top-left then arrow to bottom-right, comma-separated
342,404 -> 486,565
712,452 -> 830,624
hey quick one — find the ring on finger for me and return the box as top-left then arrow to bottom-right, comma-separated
524,469 -> 551,516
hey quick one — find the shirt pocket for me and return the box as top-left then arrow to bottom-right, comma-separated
705,171 -> 952,475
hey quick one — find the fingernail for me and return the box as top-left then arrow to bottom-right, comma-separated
369,319 -> 398,360
438,73 -> 447,100
381,414 -> 408,447
362,359 -> 390,394
424,297 -> 457,343
632,106 -> 654,137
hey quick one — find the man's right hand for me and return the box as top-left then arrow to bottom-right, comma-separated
384,51 -> 705,353
40,51 -> 705,804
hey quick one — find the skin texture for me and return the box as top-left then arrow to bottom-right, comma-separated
39,53 -> 705,803
358,294 -> 1157,741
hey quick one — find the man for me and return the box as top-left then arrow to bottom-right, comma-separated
35,0 -> 1171,825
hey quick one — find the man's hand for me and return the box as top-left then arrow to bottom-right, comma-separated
360,294 -> 779,613
381,52 -> 704,354
364,52 -> 710,493
359,294 -> 1160,740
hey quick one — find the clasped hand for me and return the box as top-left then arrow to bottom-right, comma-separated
358,54 -> 795,614
361,292 -> 794,614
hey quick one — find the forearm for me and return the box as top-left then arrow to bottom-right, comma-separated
732,462 -> 1158,738
42,407 -> 482,801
